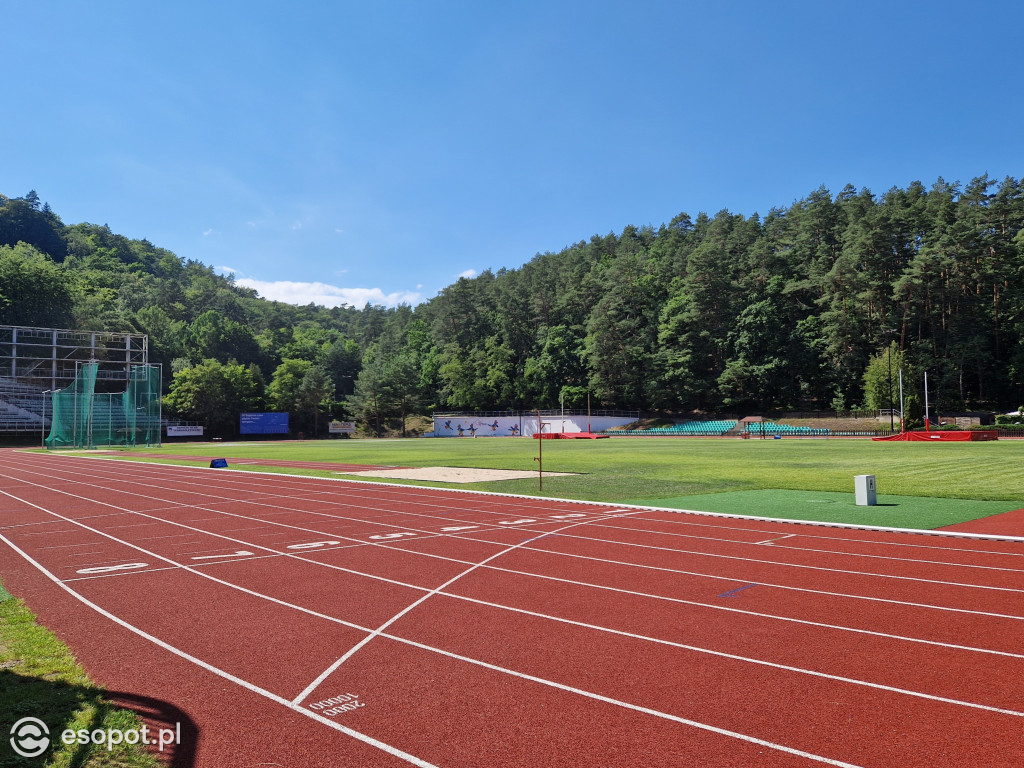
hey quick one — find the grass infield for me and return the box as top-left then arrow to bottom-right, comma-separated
73,436 -> 1024,530
626,489 -> 1022,530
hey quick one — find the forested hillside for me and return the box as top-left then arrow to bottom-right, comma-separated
2,176 -> 1023,435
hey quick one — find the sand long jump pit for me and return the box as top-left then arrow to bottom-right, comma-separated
341,466 -> 578,483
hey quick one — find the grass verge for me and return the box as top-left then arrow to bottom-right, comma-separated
0,581 -> 161,768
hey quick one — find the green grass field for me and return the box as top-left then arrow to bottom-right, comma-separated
80,436 -> 1024,530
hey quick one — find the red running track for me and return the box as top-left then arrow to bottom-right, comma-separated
1,449 -> 1023,767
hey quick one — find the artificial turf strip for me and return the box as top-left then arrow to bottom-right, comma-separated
625,489 -> 1024,530
0,581 -> 161,768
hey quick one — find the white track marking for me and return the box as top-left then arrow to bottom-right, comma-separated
28,457 -> 1024,581
510,528 -> 1024,593
290,512 -> 645,706
190,551 -> 254,560
469,558 -> 1024,659
3,465 -> 1023,629
14,455 -> 1020,587
507,543 -> 1024,620
593,520 -> 1024,574
0,529 -> 868,768
590,511 -> 1024,558
17,450 -> 1024,545
0,530 -> 438,768
7,459 -> 1021,597
3,486 -> 1022,718
64,511 -> 1024,659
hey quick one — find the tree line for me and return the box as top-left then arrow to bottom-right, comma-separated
2,175 -> 1022,436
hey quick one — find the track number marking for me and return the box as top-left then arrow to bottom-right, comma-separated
191,550 -> 254,560
309,693 -> 364,716
76,562 -> 148,574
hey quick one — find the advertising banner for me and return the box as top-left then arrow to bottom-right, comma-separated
240,412 -> 289,435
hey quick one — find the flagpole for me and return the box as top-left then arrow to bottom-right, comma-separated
899,369 -> 905,433
924,371 -> 930,431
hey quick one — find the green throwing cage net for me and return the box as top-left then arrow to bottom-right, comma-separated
45,363 -> 162,449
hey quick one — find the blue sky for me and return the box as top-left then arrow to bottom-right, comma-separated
4,1 -> 1023,308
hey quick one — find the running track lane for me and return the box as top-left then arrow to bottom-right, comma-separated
0,451 -> 1022,766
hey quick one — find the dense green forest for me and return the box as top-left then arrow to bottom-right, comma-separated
2,176 -> 1023,436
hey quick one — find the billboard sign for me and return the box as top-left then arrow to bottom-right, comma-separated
166,425 -> 204,437
240,412 -> 289,435
329,420 -> 356,434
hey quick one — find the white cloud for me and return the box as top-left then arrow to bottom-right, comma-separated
203,228 -> 214,236
458,269 -> 478,279
235,278 -> 422,308
215,265 -> 239,274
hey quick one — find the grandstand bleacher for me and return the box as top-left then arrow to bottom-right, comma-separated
0,377 -> 49,433
741,422 -> 831,437
608,420 -> 738,436
604,419 -> 832,437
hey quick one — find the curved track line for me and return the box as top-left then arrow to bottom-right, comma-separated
0,528 -> 871,768
6,458 -> 1020,599
290,511 -> 644,706
4,462 -> 1019,626
3,466 -> 1023,628
2,486 -> 1021,718
586,520 -> 1024,574
0,530 -> 438,768
18,449 -> 1024,543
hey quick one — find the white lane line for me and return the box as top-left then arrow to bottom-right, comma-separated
514,529 -> 1024,594
0,517 -> 881,768
0,527 -> 871,767
60,452 -> 1021,544
10,460 -> 1018,597
56,515 -> 1024,660
383,634 -> 870,768
3,466 -> 1021,627
592,511 -> 1024,558
594,520 -> 1024,574
0,530 -> 438,768
508,542 -> 1024,621
9,482 -> 1020,719
756,534 -> 796,545
290,511 -> 645,706
2,454 -> 999,585
20,456 -> 1024,590
20,481 -> 1024,719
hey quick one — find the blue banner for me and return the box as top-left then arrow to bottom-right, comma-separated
240,412 -> 289,435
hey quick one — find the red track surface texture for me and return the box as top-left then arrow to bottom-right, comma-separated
1,449 -> 1023,767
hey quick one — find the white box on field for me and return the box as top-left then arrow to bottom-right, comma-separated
855,474 -> 877,506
